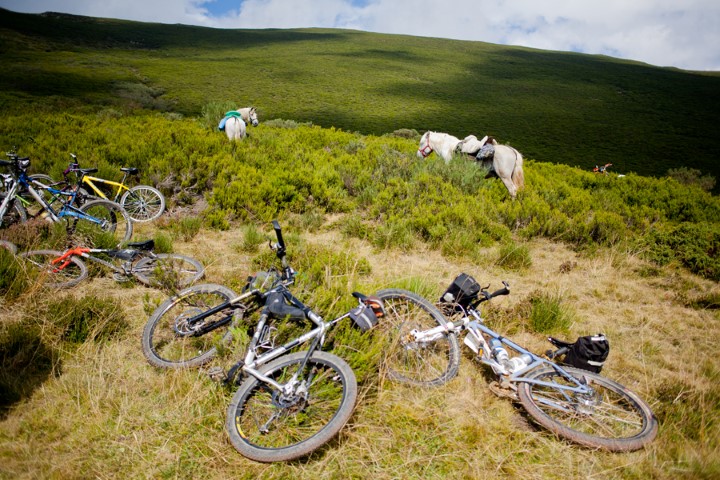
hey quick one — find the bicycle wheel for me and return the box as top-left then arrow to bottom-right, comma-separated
120,185 -> 165,222
20,249 -> 88,288
133,253 -> 204,289
74,199 -> 133,245
517,366 -> 658,451
0,240 -> 17,254
142,283 -> 241,368
226,350 -> 358,463
374,288 -> 461,387
0,193 -> 27,227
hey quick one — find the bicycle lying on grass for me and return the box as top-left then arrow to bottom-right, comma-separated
141,221 -> 440,462
385,274 -> 658,452
1,151 -> 133,244
63,154 -> 166,223
21,239 -> 204,289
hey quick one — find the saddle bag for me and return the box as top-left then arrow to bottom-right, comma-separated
348,296 -> 384,332
440,273 -> 482,312
558,334 -> 610,373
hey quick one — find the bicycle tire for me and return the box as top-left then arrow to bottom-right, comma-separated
0,240 -> 17,254
27,174 -> 64,210
0,193 -> 27,227
517,366 -> 658,452
226,350 -> 358,463
142,283 -> 241,368
133,253 -> 205,289
120,185 -> 165,222
20,249 -> 88,288
75,199 -> 133,245
374,288 -> 461,387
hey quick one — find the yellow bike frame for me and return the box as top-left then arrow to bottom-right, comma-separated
81,175 -> 130,203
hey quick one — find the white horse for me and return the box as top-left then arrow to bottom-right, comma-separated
224,107 -> 259,141
417,131 -> 525,199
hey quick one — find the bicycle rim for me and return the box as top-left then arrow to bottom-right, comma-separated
142,284 -> 240,368
517,366 -> 658,451
121,185 -> 165,222
20,249 -> 88,288
374,288 -> 461,387
133,254 -> 205,289
75,199 -> 133,246
226,351 -> 358,462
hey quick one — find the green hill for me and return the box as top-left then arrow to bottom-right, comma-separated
1,9 -> 720,479
1,8 -> 719,187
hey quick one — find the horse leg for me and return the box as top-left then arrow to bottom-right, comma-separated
500,175 -> 517,199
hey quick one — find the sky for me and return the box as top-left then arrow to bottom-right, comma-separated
1,0 -> 719,71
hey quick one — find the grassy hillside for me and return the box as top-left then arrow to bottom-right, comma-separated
1,8 -> 719,479
1,113 -> 719,478
0,8 -> 719,187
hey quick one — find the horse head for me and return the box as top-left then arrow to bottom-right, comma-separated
247,107 -> 259,127
417,131 -> 433,158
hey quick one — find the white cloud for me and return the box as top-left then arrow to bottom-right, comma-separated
1,0 -> 719,70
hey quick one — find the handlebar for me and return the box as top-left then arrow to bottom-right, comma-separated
272,219 -> 285,252
475,281 -> 510,305
546,346 -> 569,359
270,219 -> 295,281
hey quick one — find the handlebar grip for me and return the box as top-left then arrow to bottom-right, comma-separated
489,286 -> 510,299
272,219 -> 285,250
546,346 -> 569,359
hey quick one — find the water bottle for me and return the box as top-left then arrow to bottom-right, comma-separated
507,353 -> 532,373
489,338 -> 510,364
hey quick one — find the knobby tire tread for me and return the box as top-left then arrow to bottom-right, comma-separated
374,288 -> 461,387
517,366 -> 658,451
141,283 -> 240,369
225,351 -> 358,463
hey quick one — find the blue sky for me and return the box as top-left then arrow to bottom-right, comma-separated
1,0 -> 718,71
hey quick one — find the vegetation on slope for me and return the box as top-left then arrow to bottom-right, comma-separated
1,8 -> 719,188
1,8 -> 719,479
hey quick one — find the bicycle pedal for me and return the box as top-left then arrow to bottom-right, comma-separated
207,366 -> 226,383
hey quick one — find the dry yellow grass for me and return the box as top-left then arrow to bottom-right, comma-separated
1,217 -> 718,479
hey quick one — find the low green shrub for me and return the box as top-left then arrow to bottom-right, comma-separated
35,295 -> 129,344
153,232 -> 174,253
495,241 -> 532,270
0,248 -> 32,301
527,291 -> 574,334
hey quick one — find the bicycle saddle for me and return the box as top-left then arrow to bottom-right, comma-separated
127,239 -> 155,250
120,167 -> 139,175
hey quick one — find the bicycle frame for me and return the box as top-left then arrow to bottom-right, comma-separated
190,281 -> 354,390
51,246 -> 141,276
81,175 -> 130,203
409,308 -> 595,398
21,175 -> 107,226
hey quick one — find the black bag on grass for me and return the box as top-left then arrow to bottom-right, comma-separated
551,334 -> 610,373
440,273 -> 482,312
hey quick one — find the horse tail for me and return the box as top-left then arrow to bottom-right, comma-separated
511,149 -> 525,191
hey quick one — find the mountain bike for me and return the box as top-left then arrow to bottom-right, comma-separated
142,221 -> 395,462
64,154 -> 165,223
384,277 -> 658,452
0,152 -> 133,245
21,239 -> 204,289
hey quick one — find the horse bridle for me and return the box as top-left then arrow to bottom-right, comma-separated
418,133 -> 433,158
